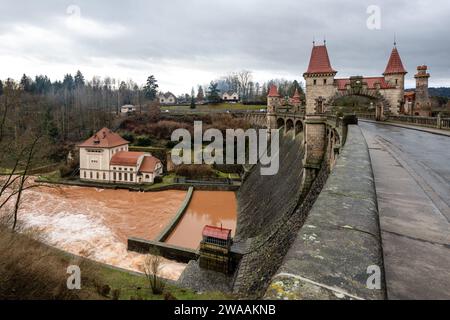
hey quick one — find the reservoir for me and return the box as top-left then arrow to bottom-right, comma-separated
165,191 -> 237,250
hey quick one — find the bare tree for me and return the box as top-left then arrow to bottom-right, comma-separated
237,70 -> 253,101
143,249 -> 166,295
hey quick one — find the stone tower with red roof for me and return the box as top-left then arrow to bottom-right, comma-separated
267,85 -> 281,129
382,45 -> 408,114
303,43 -> 338,115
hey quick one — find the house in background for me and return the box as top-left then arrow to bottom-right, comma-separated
222,91 -> 239,102
158,92 -> 177,105
78,128 -> 163,184
121,104 -> 137,114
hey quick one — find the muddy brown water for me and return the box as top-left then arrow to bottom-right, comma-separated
13,186 -> 188,280
165,191 -> 237,250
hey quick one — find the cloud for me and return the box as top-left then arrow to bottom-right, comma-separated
63,13 -> 128,39
0,0 -> 449,93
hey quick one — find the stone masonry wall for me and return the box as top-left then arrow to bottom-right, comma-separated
265,125 -> 385,300
232,132 -> 330,298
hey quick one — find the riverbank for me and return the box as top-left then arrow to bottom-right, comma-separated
36,173 -> 241,192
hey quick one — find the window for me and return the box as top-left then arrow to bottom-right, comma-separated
130,174 -> 134,182
317,100 -> 323,113
113,172 -> 116,180
146,175 -> 150,179
313,79 -> 317,85
96,172 -> 99,179
84,171 -> 86,178
103,173 -> 106,180
124,173 -> 128,181
119,173 -> 122,181
323,79 -> 327,85
90,172 -> 93,179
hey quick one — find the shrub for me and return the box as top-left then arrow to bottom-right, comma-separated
153,176 -> 163,184
166,140 -> 177,149
174,164 -> 216,178
111,289 -> 121,300
164,292 -> 177,300
136,136 -> 152,147
121,132 -> 135,144
59,160 -> 79,178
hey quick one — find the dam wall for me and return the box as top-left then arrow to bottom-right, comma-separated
232,130 -> 332,297
265,125 -> 385,300
235,131 -> 305,240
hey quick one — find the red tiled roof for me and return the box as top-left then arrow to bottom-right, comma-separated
110,151 -> 144,166
140,156 -> 161,173
305,45 -> 336,74
202,225 -> 231,241
292,88 -> 302,102
404,91 -> 415,101
335,77 -> 395,91
384,47 -> 407,75
267,85 -> 280,97
78,128 -> 129,148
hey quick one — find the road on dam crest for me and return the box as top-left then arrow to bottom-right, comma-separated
360,121 -> 450,300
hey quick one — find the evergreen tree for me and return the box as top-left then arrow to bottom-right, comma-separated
206,81 -> 220,103
289,80 -> 304,97
63,74 -> 75,91
197,85 -> 205,101
74,70 -> 85,88
190,87 -> 196,109
143,75 -> 159,100
34,75 -> 52,94
20,74 -> 33,92
43,107 -> 59,142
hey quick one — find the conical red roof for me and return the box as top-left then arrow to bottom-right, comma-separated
292,88 -> 301,102
384,47 -> 407,75
305,45 -> 336,74
267,85 -> 280,97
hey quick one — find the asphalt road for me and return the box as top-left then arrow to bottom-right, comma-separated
360,121 -> 450,300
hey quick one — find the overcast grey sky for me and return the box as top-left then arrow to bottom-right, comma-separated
0,0 -> 449,93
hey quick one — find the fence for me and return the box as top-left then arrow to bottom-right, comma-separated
357,113 -> 450,130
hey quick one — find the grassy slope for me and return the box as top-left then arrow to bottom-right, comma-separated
99,266 -> 230,300
0,227 -> 231,300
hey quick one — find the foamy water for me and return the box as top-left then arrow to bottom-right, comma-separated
11,185 -> 188,280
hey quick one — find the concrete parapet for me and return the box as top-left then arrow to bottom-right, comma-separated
265,125 -> 386,300
128,237 -> 199,263
156,187 -> 194,242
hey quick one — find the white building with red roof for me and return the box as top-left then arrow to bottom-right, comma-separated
78,128 -> 163,184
